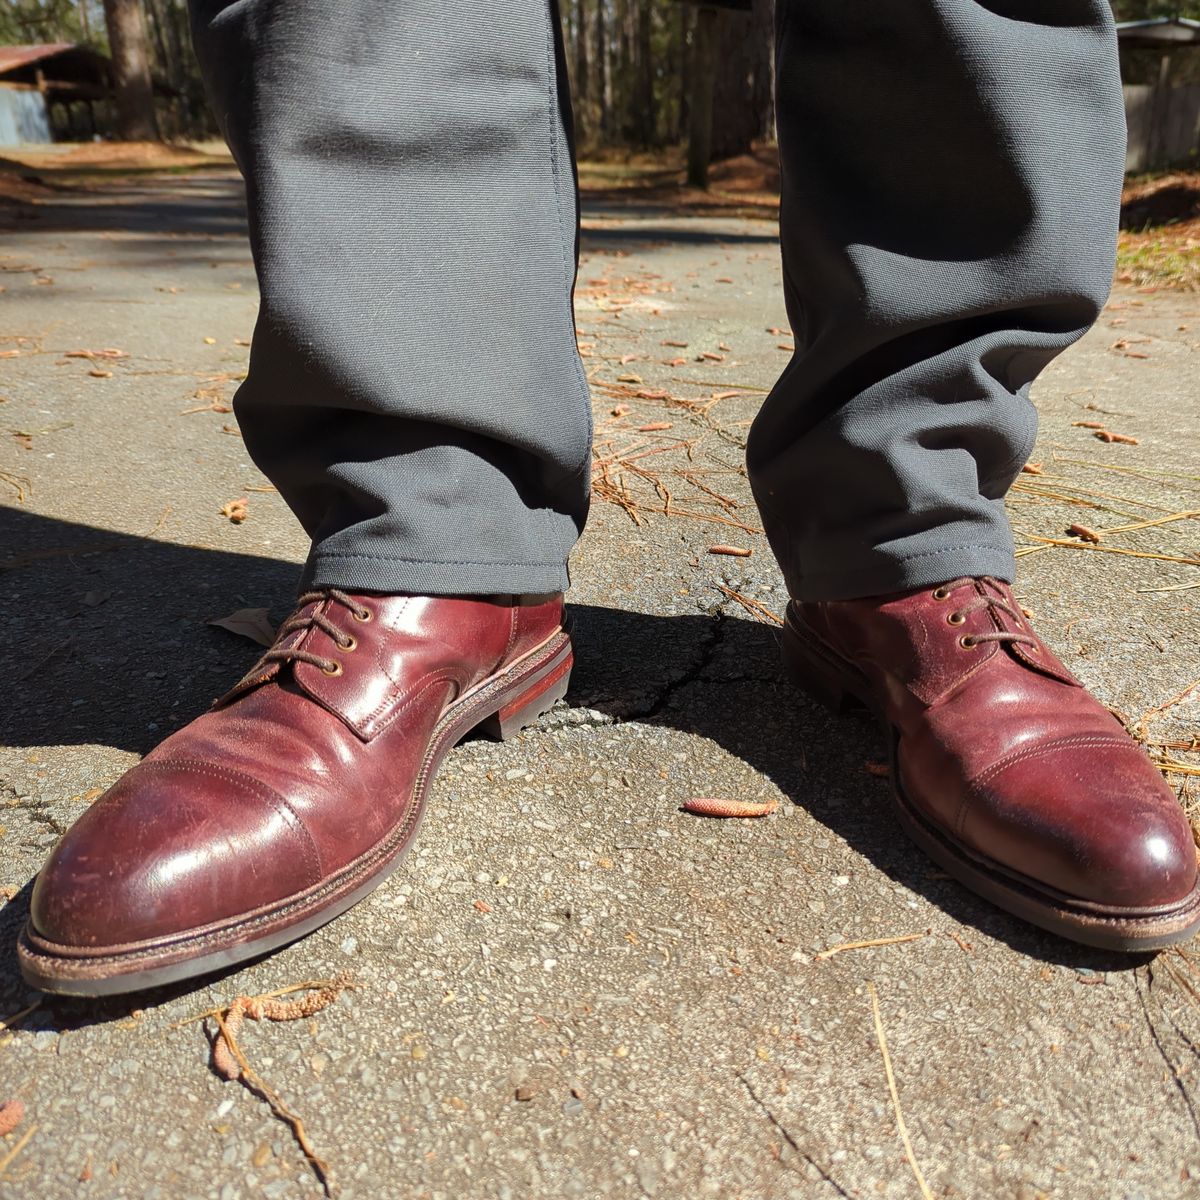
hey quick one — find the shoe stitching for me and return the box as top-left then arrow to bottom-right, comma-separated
952,734 -> 1148,840
134,758 -> 324,883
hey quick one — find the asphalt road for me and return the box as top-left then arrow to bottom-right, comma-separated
1,168 -> 1199,1200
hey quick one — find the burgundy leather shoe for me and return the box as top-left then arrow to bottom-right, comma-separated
784,577 -> 1200,950
19,589 -> 572,995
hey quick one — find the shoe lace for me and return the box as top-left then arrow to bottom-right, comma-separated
933,578 -> 1039,652
262,588 -> 370,675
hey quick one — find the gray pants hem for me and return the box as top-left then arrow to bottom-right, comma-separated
303,552 -> 571,597
789,543 -> 1017,603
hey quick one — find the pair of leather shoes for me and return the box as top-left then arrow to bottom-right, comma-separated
20,577 -> 1199,995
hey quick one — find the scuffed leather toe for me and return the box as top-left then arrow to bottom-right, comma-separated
962,739 -> 1198,909
30,759 -> 323,949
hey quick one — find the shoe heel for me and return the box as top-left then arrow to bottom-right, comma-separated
782,624 -> 863,716
478,648 -> 573,742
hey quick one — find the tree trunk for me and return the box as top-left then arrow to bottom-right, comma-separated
636,0 -> 654,145
102,0 -> 160,141
595,0 -> 610,138
678,3 -> 691,143
573,0 -> 590,142
687,5 -> 720,187
711,0 -> 773,160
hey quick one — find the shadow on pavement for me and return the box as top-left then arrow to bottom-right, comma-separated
0,507 -> 1146,1026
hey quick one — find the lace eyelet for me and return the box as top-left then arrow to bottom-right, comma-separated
932,586 -> 951,601
352,606 -> 373,623
340,635 -> 358,652
322,661 -> 343,677
959,635 -> 976,650
947,611 -> 966,626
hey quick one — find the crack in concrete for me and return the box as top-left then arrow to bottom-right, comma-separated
627,610 -> 727,722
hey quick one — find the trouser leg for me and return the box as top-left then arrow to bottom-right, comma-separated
188,0 -> 590,595
749,0 -> 1125,601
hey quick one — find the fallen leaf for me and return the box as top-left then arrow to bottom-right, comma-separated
1021,462 -> 1044,475
683,797 -> 778,818
206,607 -> 276,647
1095,430 -> 1139,445
1067,524 -> 1101,544
617,373 -> 643,384
708,544 -> 751,557
220,497 -> 249,523
88,369 -> 113,378
667,357 -> 687,367
65,348 -> 127,360
473,900 -> 492,913
698,351 -> 725,362
204,337 -> 217,345
611,404 -> 630,417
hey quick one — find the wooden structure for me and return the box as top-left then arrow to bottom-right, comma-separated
0,42 -> 171,144
1117,18 -> 1200,171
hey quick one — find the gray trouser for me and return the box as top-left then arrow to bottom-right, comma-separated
189,0 -> 1124,601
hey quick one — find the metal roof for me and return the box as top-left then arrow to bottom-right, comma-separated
0,43 -> 77,75
1115,17 -> 1200,46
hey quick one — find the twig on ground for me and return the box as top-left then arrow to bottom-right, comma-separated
0,1125 -> 36,1178
0,472 -> 32,503
714,583 -> 783,626
17,636 -> 76,683
174,975 -> 354,1194
1134,677 -> 1200,744
0,1001 -> 41,1032
211,1009 -> 332,1195
814,931 -> 930,962
869,982 -> 935,1200
1016,535 -> 1200,568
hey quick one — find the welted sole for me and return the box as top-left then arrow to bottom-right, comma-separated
781,610 -> 1200,953
18,630 -> 574,997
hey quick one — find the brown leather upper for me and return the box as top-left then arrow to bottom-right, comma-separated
791,578 -> 1196,909
30,591 -> 564,950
